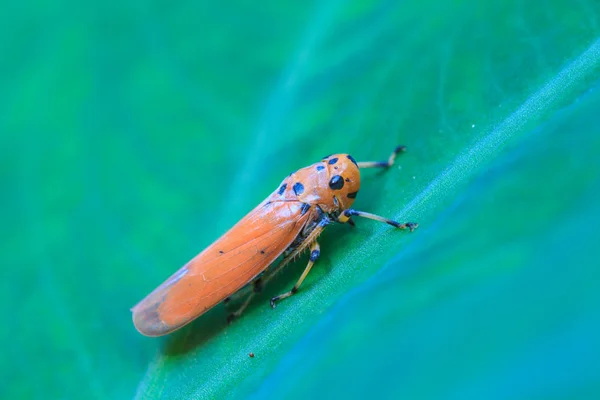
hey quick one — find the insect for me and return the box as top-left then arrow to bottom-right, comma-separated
132,146 -> 417,336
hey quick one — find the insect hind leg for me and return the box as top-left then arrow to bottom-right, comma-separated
223,279 -> 255,307
226,277 -> 263,323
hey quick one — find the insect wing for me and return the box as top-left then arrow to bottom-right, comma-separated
132,200 -> 313,336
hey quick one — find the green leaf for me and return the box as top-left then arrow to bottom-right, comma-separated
2,0 -> 600,399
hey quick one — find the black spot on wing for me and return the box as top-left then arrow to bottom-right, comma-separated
347,191 -> 358,199
278,183 -> 287,195
293,182 -> 305,196
328,157 -> 338,165
347,155 -> 358,167
316,165 -> 325,171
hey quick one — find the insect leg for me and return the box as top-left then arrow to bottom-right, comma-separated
223,285 -> 250,306
226,277 -> 263,323
338,209 -> 418,231
270,241 -> 320,308
357,145 -> 406,169
229,219 -> 328,320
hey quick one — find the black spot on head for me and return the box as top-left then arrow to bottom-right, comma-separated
347,155 -> 358,167
301,203 -> 310,215
329,175 -> 344,190
316,165 -> 325,171
328,157 -> 338,165
278,183 -> 287,195
345,177 -> 351,182
293,182 -> 304,196
347,191 -> 358,199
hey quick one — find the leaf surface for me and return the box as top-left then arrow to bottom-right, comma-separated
2,0 -> 600,399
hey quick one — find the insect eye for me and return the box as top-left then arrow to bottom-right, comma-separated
329,175 -> 344,190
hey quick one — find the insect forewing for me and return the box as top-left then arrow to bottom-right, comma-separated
132,200 -> 313,336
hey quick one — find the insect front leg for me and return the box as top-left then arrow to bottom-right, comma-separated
338,209 -> 418,231
270,241 -> 320,308
357,145 -> 406,169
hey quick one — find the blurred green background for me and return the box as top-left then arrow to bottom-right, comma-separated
2,0 -> 600,399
